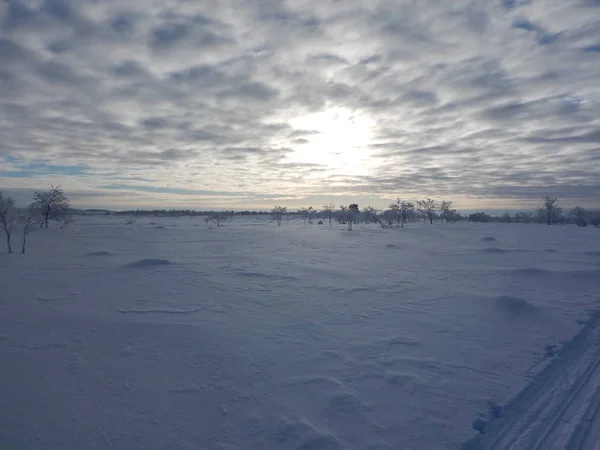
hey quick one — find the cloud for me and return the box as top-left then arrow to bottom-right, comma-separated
0,0 -> 599,210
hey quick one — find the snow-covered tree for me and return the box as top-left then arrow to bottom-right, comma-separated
388,200 -> 401,228
381,209 -> 397,228
271,206 -> 287,226
514,211 -> 533,223
417,198 -> 436,224
589,210 -> 600,228
0,193 -> 17,253
322,203 -> 335,226
31,185 -> 71,229
337,205 -> 358,230
568,207 -> 587,227
299,206 -> 316,227
468,212 -> 491,223
363,206 -> 388,228
538,196 -> 561,225
399,201 -> 415,228
440,201 -> 458,223
204,212 -> 231,227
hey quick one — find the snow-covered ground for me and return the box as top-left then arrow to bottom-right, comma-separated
1,216 -> 599,449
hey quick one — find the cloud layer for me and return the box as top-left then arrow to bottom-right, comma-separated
1,0 -> 599,209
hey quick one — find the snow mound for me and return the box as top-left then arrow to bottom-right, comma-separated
481,247 -> 505,253
482,237 -> 497,242
273,420 -> 342,449
86,250 -> 112,256
287,375 -> 343,388
236,271 -> 297,281
385,372 -> 422,386
510,267 -> 549,276
388,336 -> 421,347
126,258 -> 172,268
35,296 -> 62,302
493,296 -> 539,317
326,391 -> 372,414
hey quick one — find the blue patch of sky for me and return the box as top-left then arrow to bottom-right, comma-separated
0,157 -> 88,177
584,44 -> 600,52
512,19 -> 560,45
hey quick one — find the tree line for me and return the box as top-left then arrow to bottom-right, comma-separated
0,186 -> 72,253
467,197 -> 600,227
269,198 -> 460,230
270,197 -> 600,230
133,197 -> 599,230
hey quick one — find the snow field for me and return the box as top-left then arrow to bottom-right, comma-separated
1,216 -> 599,449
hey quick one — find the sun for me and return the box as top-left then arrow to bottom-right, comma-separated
288,107 -> 375,174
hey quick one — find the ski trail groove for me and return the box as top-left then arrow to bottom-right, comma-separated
462,311 -> 600,450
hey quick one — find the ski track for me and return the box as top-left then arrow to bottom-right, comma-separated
463,311 -> 600,450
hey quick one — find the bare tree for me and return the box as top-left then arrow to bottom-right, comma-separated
204,212 -> 231,227
569,207 -> 587,227
514,211 -> 533,223
0,194 -> 17,253
363,206 -> 388,228
31,185 -> 71,228
299,207 -> 316,227
539,196 -> 561,225
337,205 -> 358,230
417,198 -> 436,224
271,206 -> 287,226
20,209 -> 39,254
399,201 -> 414,228
381,209 -> 396,228
322,203 -> 335,226
440,201 -> 458,223
388,199 -> 401,228
590,210 -> 600,228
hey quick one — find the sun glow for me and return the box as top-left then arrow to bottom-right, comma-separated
288,107 -> 375,174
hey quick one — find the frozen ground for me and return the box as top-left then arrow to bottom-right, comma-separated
1,216 -> 599,449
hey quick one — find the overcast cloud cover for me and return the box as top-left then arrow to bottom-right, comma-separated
1,0 -> 599,210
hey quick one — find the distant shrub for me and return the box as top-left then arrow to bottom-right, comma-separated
204,212 -> 231,227
469,212 -> 491,223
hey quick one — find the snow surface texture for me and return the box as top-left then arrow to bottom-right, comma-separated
1,216 -> 600,449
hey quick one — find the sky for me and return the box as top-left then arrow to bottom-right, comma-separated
0,0 -> 599,211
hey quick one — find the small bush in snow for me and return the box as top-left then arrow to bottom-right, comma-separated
272,206 -> 287,226
205,212 -> 231,227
